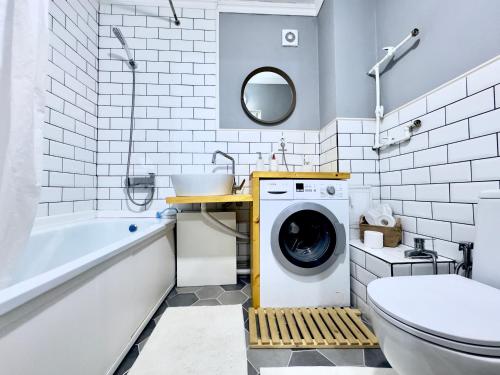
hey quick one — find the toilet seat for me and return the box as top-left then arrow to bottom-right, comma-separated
367,274 -> 500,357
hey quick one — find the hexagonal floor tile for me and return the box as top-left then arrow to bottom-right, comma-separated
193,299 -> 221,306
247,361 -> 258,375
242,298 -> 252,311
288,350 -> 334,367
318,348 -> 364,366
218,290 -> 248,305
247,347 -> 292,370
113,345 -> 139,375
176,286 -> 200,294
136,320 -> 156,344
364,348 -> 391,368
238,276 -> 250,285
166,288 -> 178,300
242,284 -> 251,297
195,285 -> 224,299
221,280 -> 246,291
167,293 -> 199,307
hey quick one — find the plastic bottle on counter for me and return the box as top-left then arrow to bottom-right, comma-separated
255,152 -> 266,171
269,153 -> 279,172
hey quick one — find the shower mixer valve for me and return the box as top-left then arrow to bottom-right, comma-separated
126,173 -> 156,188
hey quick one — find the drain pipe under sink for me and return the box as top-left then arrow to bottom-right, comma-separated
200,203 -> 250,275
200,203 -> 249,241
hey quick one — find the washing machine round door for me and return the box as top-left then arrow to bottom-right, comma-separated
271,202 -> 346,275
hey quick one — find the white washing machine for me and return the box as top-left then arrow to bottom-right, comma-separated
260,179 -> 350,307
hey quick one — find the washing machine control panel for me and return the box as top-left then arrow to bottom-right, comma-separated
261,179 -> 348,200
294,180 -> 347,200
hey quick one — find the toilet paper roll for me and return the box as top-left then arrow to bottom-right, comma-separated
364,209 -> 380,225
376,214 -> 396,227
364,231 -> 384,249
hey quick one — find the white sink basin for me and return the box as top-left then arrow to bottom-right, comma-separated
171,174 -> 234,196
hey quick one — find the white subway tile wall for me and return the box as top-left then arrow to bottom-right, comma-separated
349,245 -> 454,314
97,4 -> 320,210
41,0 -> 99,216
379,56 -> 500,260
325,119 -> 380,194
43,3 -> 500,270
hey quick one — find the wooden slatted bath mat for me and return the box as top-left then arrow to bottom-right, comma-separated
248,307 -> 379,349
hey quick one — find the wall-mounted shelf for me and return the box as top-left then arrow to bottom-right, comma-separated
166,194 -> 253,205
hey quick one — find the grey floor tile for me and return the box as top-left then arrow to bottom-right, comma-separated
192,298 -> 221,306
167,293 -> 199,307
176,286 -> 200,294
218,290 -> 248,305
166,288 -> 178,299
247,361 -> 258,375
152,300 -> 168,319
153,314 -> 163,325
247,348 -> 292,370
137,338 -> 149,353
115,282 -> 371,374
242,298 -> 252,311
239,276 -> 250,285
136,320 -> 155,344
242,284 -> 252,297
196,285 -> 224,299
113,345 -> 138,375
318,348 -> 365,366
364,348 -> 391,368
221,280 -> 246,291
288,350 -> 335,367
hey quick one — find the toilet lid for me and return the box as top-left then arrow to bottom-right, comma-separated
367,275 -> 500,351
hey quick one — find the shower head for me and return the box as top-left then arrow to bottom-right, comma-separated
112,26 -> 136,69
112,26 -> 127,46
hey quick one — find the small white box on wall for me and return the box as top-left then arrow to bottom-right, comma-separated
282,29 -> 298,47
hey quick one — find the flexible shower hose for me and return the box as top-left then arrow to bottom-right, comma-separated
125,68 -> 155,207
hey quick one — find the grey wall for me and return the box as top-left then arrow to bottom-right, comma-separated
318,0 -> 336,127
376,0 -> 500,112
332,0 -> 376,119
219,13 -> 320,130
318,0 -> 376,127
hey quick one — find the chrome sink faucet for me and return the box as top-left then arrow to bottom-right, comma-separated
211,150 -> 245,194
405,237 -> 439,274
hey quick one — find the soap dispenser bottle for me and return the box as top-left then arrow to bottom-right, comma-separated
255,152 -> 265,171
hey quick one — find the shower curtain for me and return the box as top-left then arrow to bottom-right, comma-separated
0,0 -> 49,287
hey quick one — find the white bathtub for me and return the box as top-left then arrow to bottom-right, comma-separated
0,211 -> 176,375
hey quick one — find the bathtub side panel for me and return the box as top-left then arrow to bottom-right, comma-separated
0,228 -> 176,375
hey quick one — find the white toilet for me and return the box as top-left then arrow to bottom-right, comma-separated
367,190 -> 500,375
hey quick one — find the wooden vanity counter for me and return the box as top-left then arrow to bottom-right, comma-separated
166,194 -> 252,205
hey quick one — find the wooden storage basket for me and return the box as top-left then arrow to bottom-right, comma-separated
359,216 -> 402,248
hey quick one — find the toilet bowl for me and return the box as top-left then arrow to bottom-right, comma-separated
368,275 -> 500,375
367,191 -> 500,375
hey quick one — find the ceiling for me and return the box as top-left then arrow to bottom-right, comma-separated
243,0 -> 316,3
100,0 -> 324,16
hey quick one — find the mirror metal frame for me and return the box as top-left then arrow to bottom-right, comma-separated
240,66 -> 296,126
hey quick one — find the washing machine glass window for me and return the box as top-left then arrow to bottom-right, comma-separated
279,210 -> 334,268
271,202 -> 346,276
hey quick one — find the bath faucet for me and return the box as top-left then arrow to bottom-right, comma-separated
211,150 -> 245,194
405,237 -> 439,274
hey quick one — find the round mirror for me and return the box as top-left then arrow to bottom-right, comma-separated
241,67 -> 296,125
